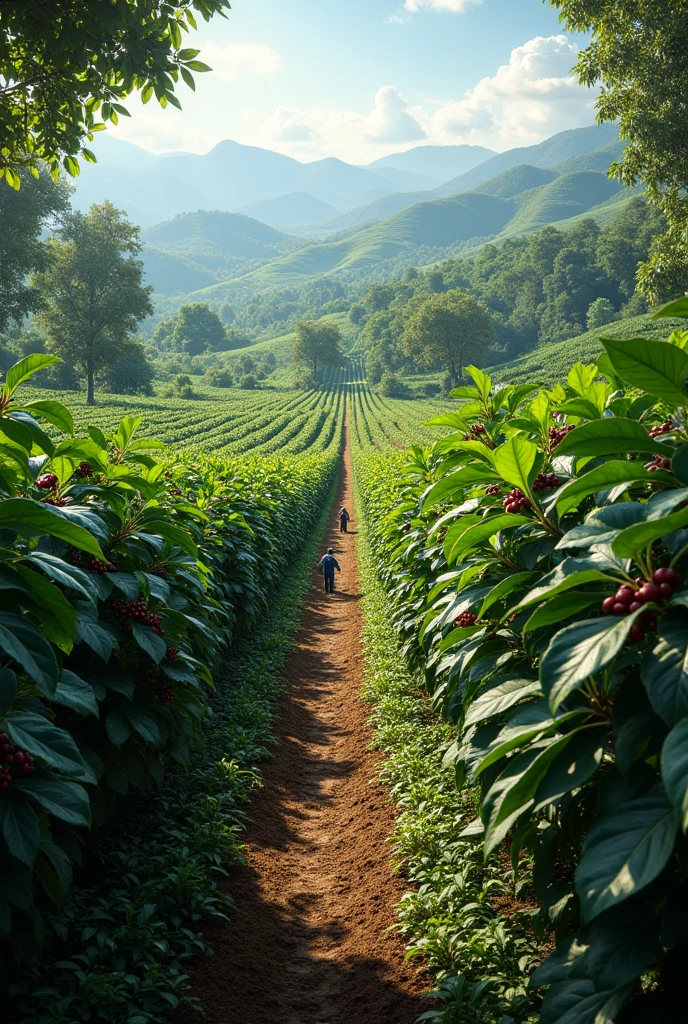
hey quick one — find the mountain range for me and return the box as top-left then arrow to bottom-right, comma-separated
71,133 -> 495,229
135,123 -> 632,298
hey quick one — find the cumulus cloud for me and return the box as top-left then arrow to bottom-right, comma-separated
404,0 -> 481,10
431,35 -> 595,146
248,86 -> 425,159
364,86 -> 427,144
201,42 -> 281,82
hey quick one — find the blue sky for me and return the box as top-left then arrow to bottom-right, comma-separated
105,0 -> 596,163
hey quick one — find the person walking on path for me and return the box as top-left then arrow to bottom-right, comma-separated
339,506 -> 351,533
318,547 -> 341,594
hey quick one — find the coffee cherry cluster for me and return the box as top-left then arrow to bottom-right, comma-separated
503,488 -> 531,514
36,473 -> 59,491
113,598 -> 163,636
166,646 -> 178,661
548,424 -> 575,451
646,453 -> 672,473
532,473 -> 560,492
485,484 -> 502,496
134,673 -> 175,704
455,610 -> 478,628
42,496 -> 67,507
649,421 -> 674,438
164,470 -> 173,479
0,733 -> 35,788
74,462 -> 94,479
463,422 -> 495,448
153,567 -> 168,579
68,548 -> 116,574
170,486 -> 183,496
602,568 -> 683,643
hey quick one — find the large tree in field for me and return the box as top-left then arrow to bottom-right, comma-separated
292,321 -> 344,381
35,202 -> 153,405
0,169 -> 70,331
550,0 -> 688,300
0,0 -> 229,185
171,303 -> 228,355
401,291 -> 494,384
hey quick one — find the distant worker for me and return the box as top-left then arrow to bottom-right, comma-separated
318,547 -> 341,594
339,506 -> 351,533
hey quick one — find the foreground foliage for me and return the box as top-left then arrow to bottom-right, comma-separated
356,300 -> 688,1022
0,353 -> 338,975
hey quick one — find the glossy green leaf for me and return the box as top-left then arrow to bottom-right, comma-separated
23,400 -> 74,436
642,611 -> 688,726
553,462 -> 658,515
4,355 -> 61,398
0,612 -> 59,695
612,505 -> 688,558
12,777 -> 91,827
5,712 -> 96,783
539,979 -> 633,1024
523,591 -> 605,633
492,436 -> 540,493
654,297 -> 688,320
444,513 -> 530,564
422,465 -> 497,509
52,670 -> 98,717
0,791 -> 41,866
575,789 -> 677,920
534,728 -> 605,810
0,499 -> 104,558
662,718 -> 688,831
602,337 -> 688,404
555,417 -> 670,458
132,625 -> 166,664
541,612 -> 644,714
464,676 -> 542,729
0,668 -> 17,716
478,572 -> 536,617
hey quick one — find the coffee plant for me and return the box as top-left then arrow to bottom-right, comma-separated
0,353 -> 338,966
357,298 -> 688,1023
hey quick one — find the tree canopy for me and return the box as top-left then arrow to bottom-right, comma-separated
401,291 -> 494,384
552,0 -> 688,299
35,202 -> 153,404
0,0 -> 229,185
292,321 -> 344,381
0,169 -> 70,330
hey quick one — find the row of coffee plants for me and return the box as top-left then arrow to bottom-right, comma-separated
354,298 -> 688,1023
0,354 -> 340,975
352,464 -> 542,1023
6,481 -> 336,1023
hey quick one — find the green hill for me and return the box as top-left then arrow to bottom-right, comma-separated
553,138 -> 626,175
507,171 -> 623,233
475,164 -> 559,199
489,313 -> 686,386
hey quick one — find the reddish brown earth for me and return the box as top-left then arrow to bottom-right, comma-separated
186,436 -> 427,1024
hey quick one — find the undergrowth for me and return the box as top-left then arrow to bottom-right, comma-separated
355,498 -> 541,1024
5,475 -> 337,1024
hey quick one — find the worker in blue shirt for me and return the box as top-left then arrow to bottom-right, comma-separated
318,547 -> 341,594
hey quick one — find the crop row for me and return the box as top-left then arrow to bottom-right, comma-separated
352,301 -> 688,1023
0,354 -> 341,976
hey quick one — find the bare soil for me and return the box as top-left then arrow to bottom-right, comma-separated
187,435 -> 427,1024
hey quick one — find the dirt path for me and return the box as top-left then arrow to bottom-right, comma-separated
190,428 -> 427,1024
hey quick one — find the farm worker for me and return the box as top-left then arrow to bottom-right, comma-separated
339,506 -> 351,532
318,547 -> 341,594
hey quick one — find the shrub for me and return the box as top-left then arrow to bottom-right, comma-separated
239,373 -> 257,390
359,298 -> 688,1021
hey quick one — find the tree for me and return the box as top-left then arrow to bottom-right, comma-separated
586,297 -> 617,331
401,291 -> 494,384
0,169 -> 70,331
0,1 -> 229,185
219,302 -> 235,325
379,371 -> 411,399
205,363 -> 234,388
292,321 -> 344,381
552,0 -> 688,300
35,202 -> 153,405
349,304 -> 366,325
102,339 -> 155,396
171,303 -> 227,355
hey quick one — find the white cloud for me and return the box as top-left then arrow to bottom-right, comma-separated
430,35 -> 595,147
404,0 -> 481,11
364,86 -> 427,144
247,86 -> 426,161
200,42 -> 281,82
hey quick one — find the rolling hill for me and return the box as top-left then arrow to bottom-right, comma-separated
141,212 -> 302,295
239,192 -> 339,228
168,168 -> 633,299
